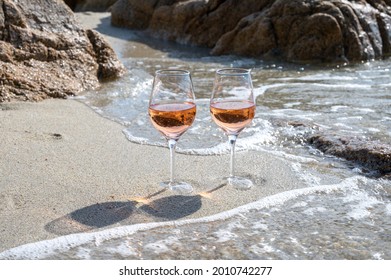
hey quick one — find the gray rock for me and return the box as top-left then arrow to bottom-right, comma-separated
0,0 -> 125,102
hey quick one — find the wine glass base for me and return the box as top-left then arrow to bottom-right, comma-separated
226,176 -> 253,190
159,181 -> 193,194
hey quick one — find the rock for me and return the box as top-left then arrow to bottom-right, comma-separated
270,118 -> 391,176
64,0 -> 118,12
111,0 -> 161,30
85,29 -> 124,80
308,133 -> 391,176
111,0 -> 391,63
0,0 -> 125,102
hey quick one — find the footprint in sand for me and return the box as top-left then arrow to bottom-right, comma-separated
0,194 -> 25,212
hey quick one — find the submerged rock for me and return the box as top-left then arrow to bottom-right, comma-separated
271,118 -> 391,177
111,0 -> 391,63
0,0 -> 125,102
309,133 -> 391,176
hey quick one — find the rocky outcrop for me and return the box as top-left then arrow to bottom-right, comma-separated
308,133 -> 391,176
0,0 -> 125,102
111,0 -> 391,63
64,0 -> 118,11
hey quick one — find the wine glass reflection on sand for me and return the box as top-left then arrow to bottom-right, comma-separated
148,69 -> 196,194
210,68 -> 256,190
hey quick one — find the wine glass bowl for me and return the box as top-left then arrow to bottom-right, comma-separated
210,100 -> 255,136
148,69 -> 196,193
149,102 -> 196,141
210,68 -> 256,190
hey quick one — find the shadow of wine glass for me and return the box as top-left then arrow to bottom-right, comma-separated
44,183 -> 237,236
139,194 -> 202,220
45,201 -> 137,235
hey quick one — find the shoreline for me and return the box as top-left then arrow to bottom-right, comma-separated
0,98 -> 305,253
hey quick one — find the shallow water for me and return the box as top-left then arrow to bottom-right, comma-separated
2,23 -> 391,259
41,178 -> 391,260
78,40 -> 391,158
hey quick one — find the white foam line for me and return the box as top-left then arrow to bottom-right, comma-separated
262,81 -> 371,90
0,176 -> 363,259
268,75 -> 356,82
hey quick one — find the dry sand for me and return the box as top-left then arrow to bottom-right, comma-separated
0,13 -> 305,253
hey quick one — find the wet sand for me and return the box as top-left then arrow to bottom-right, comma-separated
0,13 -> 305,254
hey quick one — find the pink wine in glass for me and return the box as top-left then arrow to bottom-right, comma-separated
210,68 -> 255,190
210,100 -> 255,135
149,102 -> 196,140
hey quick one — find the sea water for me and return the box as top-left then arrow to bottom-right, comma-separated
1,30 -> 391,260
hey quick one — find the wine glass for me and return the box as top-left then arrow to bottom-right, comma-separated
210,68 -> 256,190
148,69 -> 197,193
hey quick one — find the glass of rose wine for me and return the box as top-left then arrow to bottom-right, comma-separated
148,69 -> 197,193
210,68 -> 256,190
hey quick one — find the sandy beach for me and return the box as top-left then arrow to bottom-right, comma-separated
0,99 -> 304,253
0,12 -> 305,254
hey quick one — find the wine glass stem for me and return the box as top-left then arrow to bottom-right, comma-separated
228,135 -> 237,178
168,139 -> 177,184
